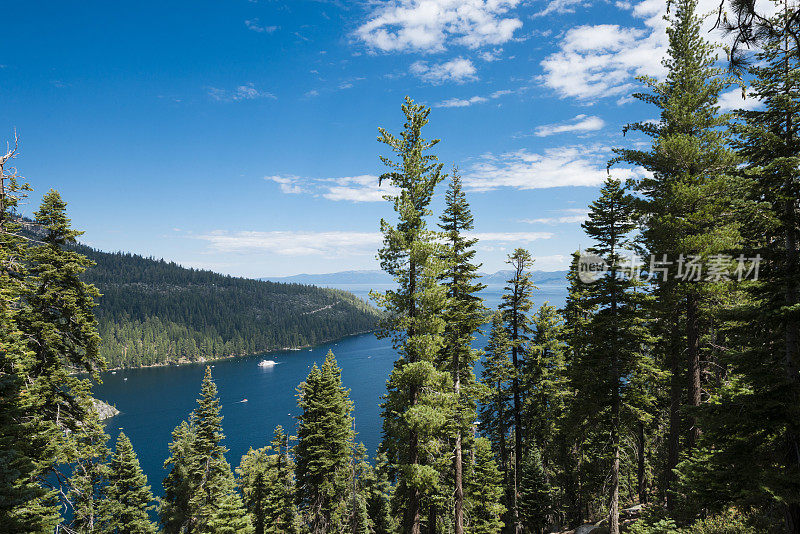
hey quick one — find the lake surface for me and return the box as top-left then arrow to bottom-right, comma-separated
92,284 -> 566,497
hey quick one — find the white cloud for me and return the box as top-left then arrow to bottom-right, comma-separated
540,0 -> 729,101
464,145 -> 642,190
411,57 -> 478,84
356,0 -> 522,53
323,175 -> 399,202
534,114 -> 605,136
199,230 -> 382,256
470,232 -> 553,242
245,19 -> 278,33
434,87 -> 518,107
265,174 -> 398,202
436,95 -> 489,107
209,83 -> 276,102
534,0 -> 591,16
520,209 -> 589,224
265,175 -> 306,194
479,48 -> 504,61
718,87 -> 764,111
197,229 -> 552,257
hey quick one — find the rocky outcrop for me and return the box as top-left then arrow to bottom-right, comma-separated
92,398 -> 120,420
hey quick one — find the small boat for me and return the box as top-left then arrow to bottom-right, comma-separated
241,398 -> 248,403
111,371 -> 116,374
258,359 -> 277,368
123,378 -> 128,381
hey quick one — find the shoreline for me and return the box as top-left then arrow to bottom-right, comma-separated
101,329 -> 376,373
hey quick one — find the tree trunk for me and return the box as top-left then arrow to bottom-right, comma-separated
686,291 -> 701,450
637,422 -> 647,504
510,287 -> 524,534
665,317 -> 682,511
454,351 -> 464,534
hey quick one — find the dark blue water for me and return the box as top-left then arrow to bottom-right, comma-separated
92,284 -> 566,497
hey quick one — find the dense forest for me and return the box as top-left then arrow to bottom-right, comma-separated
21,223 -> 380,368
1,0 -> 800,532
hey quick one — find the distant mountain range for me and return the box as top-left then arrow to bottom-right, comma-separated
262,269 -> 569,287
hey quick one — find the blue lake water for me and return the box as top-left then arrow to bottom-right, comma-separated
92,284 -> 566,498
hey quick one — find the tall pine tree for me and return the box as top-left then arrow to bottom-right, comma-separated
373,96 -> 448,534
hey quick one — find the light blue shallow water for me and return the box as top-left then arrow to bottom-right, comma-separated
92,284 -> 566,498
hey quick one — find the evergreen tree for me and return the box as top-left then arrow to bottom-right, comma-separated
102,432 -> 157,534
578,177 -> 658,534
611,0 -> 741,508
437,169 -> 486,534
480,311 -> 514,527
161,368 -> 235,534
498,247 -> 536,532
373,96 -> 448,534
677,4 -> 800,530
161,420 -> 196,534
464,437 -> 506,534
207,490 -> 253,534
364,452 -> 396,534
188,367 -> 236,532
294,351 -> 354,532
518,447 -> 551,534
237,426 -> 298,534
68,411 -> 111,534
0,137 -> 56,532
22,190 -> 108,529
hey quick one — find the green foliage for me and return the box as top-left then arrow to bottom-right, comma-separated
294,351 -> 354,532
102,432 -> 157,534
373,96 -> 450,532
464,437 -> 506,534
161,368 -> 238,534
518,446 -> 551,533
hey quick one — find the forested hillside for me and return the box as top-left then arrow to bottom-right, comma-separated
20,222 -> 379,368
79,249 -> 379,367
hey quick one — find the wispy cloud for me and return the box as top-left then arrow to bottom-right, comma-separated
410,57 -> 478,84
208,83 -> 276,102
265,174 -> 398,202
435,87 -> 519,108
464,145 -> 642,191
533,114 -> 605,137
520,209 -> 589,225
199,230 -> 382,256
356,0 -> 523,53
197,229 -> 551,256
245,18 -> 278,33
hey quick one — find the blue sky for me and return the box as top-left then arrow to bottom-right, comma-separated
1,0 -> 755,277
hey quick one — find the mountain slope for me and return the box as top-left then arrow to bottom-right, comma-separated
77,249 -> 380,368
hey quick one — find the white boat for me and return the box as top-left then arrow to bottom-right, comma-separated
258,359 -> 277,368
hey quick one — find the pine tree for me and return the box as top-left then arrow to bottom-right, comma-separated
161,368 -> 235,534
294,351 -> 354,532
68,411 -> 110,534
464,437 -> 506,534
578,177 -> 658,534
677,4 -> 800,530
373,96 -> 448,534
237,426 -> 298,534
364,452 -> 396,534
102,432 -> 157,534
498,247 -> 536,532
22,190 -> 108,529
518,446 -> 551,534
161,420 -> 196,534
207,490 -> 253,534
188,367 -> 236,532
480,311 -> 514,527
437,169 -> 486,534
611,0 -> 741,508
0,136 -> 55,533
